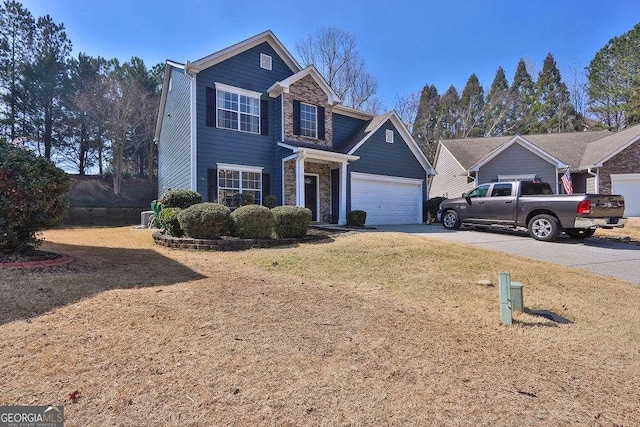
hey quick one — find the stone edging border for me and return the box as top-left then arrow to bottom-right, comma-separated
0,255 -> 74,269
153,232 -> 329,251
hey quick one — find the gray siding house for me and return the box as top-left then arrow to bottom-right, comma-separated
155,31 -> 435,225
430,126 -> 640,216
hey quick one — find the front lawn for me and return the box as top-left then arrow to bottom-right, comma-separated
0,227 -> 638,425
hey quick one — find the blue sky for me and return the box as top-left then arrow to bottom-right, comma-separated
23,0 -> 640,109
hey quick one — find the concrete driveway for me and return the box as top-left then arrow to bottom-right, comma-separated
373,224 -> 640,285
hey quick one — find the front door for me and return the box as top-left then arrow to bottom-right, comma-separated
304,175 -> 318,221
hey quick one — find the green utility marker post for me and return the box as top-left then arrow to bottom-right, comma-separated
499,272 -> 512,325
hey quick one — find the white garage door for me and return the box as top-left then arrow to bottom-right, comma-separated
611,174 -> 640,217
351,172 -> 423,225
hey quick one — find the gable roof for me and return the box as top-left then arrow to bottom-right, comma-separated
440,130 -> 613,172
580,124 -> 640,168
267,66 -> 341,105
338,111 -> 435,174
185,30 -> 301,74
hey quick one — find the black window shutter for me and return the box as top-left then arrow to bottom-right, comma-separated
206,87 -> 216,127
317,106 -> 325,140
262,173 -> 270,197
260,100 -> 269,136
207,168 -> 218,202
293,99 -> 301,135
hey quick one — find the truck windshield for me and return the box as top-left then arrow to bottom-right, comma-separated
520,182 -> 553,195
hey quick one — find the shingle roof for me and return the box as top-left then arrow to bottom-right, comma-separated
580,123 -> 640,168
440,130 -> 613,171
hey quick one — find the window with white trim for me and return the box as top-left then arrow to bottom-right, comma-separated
300,103 -> 317,138
216,87 -> 260,134
385,129 -> 394,143
218,168 -> 262,206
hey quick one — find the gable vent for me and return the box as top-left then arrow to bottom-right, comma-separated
386,129 -> 394,143
260,53 -> 272,70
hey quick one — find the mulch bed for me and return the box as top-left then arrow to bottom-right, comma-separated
0,250 -> 73,269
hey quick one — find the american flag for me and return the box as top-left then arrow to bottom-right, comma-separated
561,168 -> 573,195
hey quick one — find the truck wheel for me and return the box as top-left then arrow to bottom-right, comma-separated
442,210 -> 461,230
528,214 -> 560,241
565,228 -> 596,239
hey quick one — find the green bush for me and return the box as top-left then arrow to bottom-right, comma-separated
271,206 -> 312,238
177,203 -> 231,239
347,210 -> 367,227
425,196 -> 447,222
232,192 -> 255,207
158,189 -> 203,209
0,140 -> 70,252
158,208 -> 183,237
230,205 -> 274,239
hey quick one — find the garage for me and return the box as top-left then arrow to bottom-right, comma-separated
350,172 -> 423,225
611,174 -> 640,217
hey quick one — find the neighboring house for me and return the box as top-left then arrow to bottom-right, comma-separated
154,31 -> 435,225
430,124 -> 640,216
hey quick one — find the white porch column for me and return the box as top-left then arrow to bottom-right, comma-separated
338,161 -> 348,225
295,155 -> 305,207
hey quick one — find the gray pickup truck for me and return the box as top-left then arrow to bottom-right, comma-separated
436,181 -> 627,241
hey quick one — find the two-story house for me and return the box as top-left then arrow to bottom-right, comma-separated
154,30 -> 435,225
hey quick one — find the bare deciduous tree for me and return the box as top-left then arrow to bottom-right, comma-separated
297,27 -> 380,113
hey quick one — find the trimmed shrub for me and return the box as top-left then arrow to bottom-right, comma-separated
262,194 -> 278,209
347,210 -> 367,227
425,196 -> 447,222
158,189 -> 203,209
0,140 -> 70,252
178,203 -> 231,239
230,205 -> 274,239
158,208 -> 183,237
232,192 -> 255,207
272,206 -> 312,238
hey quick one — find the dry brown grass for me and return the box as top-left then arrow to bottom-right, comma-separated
1,227 -> 639,426
595,217 -> 640,242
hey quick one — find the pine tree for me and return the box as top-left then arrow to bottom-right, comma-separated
509,59 -> 536,135
0,1 -> 35,141
412,84 -> 440,161
484,66 -> 511,136
22,15 -> 72,159
532,53 -> 573,133
459,74 -> 484,137
587,23 -> 640,129
437,85 -> 461,139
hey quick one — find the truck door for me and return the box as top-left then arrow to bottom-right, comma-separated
463,184 -> 491,221
483,183 -> 516,223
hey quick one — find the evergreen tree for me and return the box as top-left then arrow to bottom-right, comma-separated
509,59 -> 536,134
437,85 -> 461,139
412,84 -> 440,162
22,14 -> 72,159
0,1 -> 34,141
484,66 -> 511,136
532,53 -> 573,133
459,74 -> 485,137
587,23 -> 640,129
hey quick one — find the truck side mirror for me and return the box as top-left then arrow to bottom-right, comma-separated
462,192 -> 468,198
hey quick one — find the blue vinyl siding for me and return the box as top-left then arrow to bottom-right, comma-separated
333,113 -> 366,147
477,143 -> 557,191
347,120 -> 426,211
157,66 -> 191,196
195,42 -> 295,200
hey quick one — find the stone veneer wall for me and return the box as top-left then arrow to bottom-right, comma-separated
283,160 -> 332,222
599,141 -> 640,193
283,74 -> 333,147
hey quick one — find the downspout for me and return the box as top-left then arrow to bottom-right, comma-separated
587,167 -> 599,193
185,63 -> 198,192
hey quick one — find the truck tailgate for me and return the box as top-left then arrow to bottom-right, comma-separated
586,195 -> 625,218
